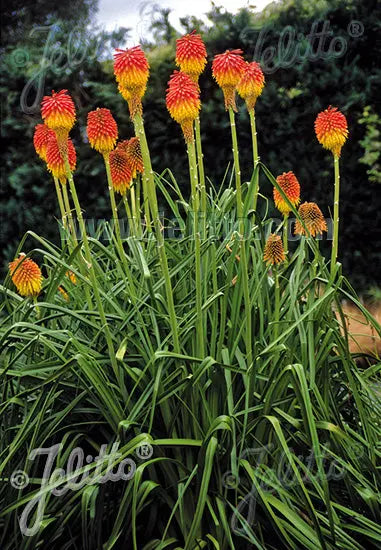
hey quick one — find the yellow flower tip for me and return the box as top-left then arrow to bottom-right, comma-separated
294,202 -> 328,237
9,253 -> 42,297
263,234 -> 286,266
236,61 -> 265,111
66,270 -> 77,285
273,171 -> 301,215
58,286 -> 69,301
315,105 -> 348,157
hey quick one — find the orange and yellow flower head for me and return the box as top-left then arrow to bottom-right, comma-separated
41,89 -> 76,133
236,61 -> 265,111
314,105 -> 348,157
9,253 -> 42,297
114,46 -> 149,117
295,202 -> 328,237
87,108 -> 118,154
212,49 -> 246,110
166,70 -> 200,143
33,124 -> 55,162
109,149 -> 132,194
118,137 -> 143,178
274,171 -> 301,215
46,134 -> 76,183
263,234 -> 285,266
175,30 -> 207,82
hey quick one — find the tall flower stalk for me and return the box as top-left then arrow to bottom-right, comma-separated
175,31 -> 207,237
315,105 -> 348,275
41,90 -> 119,377
114,45 -> 180,352
237,61 -> 265,215
166,69 -> 203,354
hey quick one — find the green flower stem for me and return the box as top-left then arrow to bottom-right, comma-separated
274,266 -> 280,340
331,155 -> 340,275
53,176 -> 67,229
141,172 -> 152,233
283,213 -> 289,256
135,175 -> 143,237
188,138 -> 204,358
133,112 -> 180,353
122,193 -> 135,236
195,117 -> 206,239
229,106 -> 253,456
63,156 -> 119,377
104,154 -> 138,297
249,108 -> 260,215
61,182 -> 78,247
129,185 -> 140,237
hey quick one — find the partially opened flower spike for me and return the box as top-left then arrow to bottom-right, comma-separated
33,124 -> 55,162
46,133 -> 76,183
212,49 -> 246,110
109,148 -> 132,194
237,61 -> 265,111
315,105 -> 348,158
9,253 -> 42,297
263,234 -> 285,266
166,70 -> 200,143
118,137 -> 143,178
295,202 -> 328,237
175,30 -> 207,82
114,46 -> 150,117
41,90 -> 76,134
274,171 -> 301,215
87,108 -> 118,155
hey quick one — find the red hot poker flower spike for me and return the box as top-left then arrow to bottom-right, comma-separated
46,133 -> 76,183
274,171 -> 301,215
87,108 -> 118,154
41,89 -> 76,133
9,253 -> 42,297
176,30 -> 207,82
33,124 -> 55,162
237,61 -> 265,111
315,106 -> 348,157
109,149 -> 132,194
118,138 -> 143,179
166,71 -> 200,143
114,46 -> 150,117
295,202 -> 328,237
212,49 -> 246,110
263,234 -> 285,266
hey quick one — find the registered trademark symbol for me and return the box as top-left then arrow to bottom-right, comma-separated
136,443 -> 153,460
347,20 -> 364,38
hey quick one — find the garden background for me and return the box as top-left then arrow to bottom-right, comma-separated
1,0 -> 380,290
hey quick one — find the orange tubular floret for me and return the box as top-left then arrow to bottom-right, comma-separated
41,89 -> 76,132
175,30 -> 207,81
236,61 -> 265,110
114,46 -> 149,117
109,149 -> 132,194
87,108 -> 118,154
46,134 -> 76,183
212,49 -> 246,110
33,124 -> 55,162
118,138 -> 143,178
273,171 -> 301,215
263,234 -> 285,266
166,71 -> 200,143
295,202 -> 328,237
9,253 -> 42,297
315,105 -> 348,157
